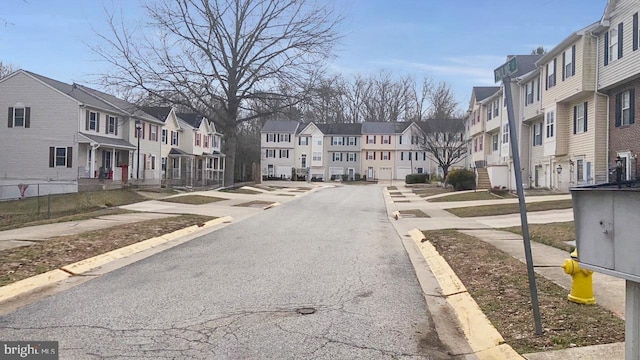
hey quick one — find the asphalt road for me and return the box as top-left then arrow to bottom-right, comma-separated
0,185 -> 456,359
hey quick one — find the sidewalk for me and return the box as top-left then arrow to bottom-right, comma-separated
385,184 -> 625,359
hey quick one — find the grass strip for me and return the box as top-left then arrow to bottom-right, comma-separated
429,191 -> 515,202
160,195 -> 226,205
423,230 -> 624,354
503,222 -> 575,252
446,199 -> 573,217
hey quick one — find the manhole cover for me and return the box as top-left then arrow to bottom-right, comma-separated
296,307 -> 316,315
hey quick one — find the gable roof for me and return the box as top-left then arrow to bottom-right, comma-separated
361,122 -> 397,134
472,86 -> 500,103
141,106 -> 172,122
315,122 -> 362,135
262,120 -> 300,133
176,112 -> 204,128
506,55 -> 543,78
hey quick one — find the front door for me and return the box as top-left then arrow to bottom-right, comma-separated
301,154 -> 307,168
534,166 -> 540,187
348,168 -> 354,181
268,164 -> 275,177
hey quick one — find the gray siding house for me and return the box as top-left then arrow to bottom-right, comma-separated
318,123 -> 362,180
261,120 -> 299,179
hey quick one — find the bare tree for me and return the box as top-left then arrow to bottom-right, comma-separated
92,0 -> 341,185
426,82 -> 458,119
418,119 -> 468,180
0,61 -> 17,79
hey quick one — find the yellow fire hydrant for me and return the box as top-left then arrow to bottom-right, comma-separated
562,249 -> 595,304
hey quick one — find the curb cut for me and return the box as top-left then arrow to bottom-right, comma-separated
409,228 -> 524,360
0,216 -> 233,304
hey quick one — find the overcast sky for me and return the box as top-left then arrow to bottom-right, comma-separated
1,0 -> 606,110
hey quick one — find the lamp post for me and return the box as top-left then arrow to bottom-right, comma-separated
615,155 -> 623,188
135,119 -> 142,180
556,164 -> 562,175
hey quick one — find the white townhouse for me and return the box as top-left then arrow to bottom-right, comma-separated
296,122 -> 326,180
395,122 -> 432,179
0,70 -> 162,199
261,120 -> 300,179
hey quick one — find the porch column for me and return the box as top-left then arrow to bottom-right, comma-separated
89,145 -> 96,178
112,148 -> 116,179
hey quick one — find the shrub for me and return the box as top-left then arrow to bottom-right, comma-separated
342,174 -> 348,181
446,169 -> 476,191
406,173 -> 429,184
431,174 -> 443,183
490,186 -> 510,197
354,173 -> 361,181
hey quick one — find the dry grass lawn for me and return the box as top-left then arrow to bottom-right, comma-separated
220,188 -> 262,195
424,230 -> 624,354
446,199 -> 573,217
503,222 -> 575,252
429,191 -> 515,202
413,188 -> 453,197
399,209 -> 430,218
0,214 -> 214,287
233,200 -> 274,208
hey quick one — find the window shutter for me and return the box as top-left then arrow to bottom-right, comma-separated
142,122 -> 145,139
25,107 -> 30,128
373,152 -> 376,160
401,152 -> 404,160
388,151 -> 391,159
144,154 -> 147,170
298,137 -> 301,145
605,31 -> 610,66
366,151 -> 368,159
545,65 -> 549,90
354,153 -> 357,161
366,135 -> 369,143
343,137 -> 346,145
571,45 -> 576,76
388,135 -> 391,144
537,78 -> 540,101
66,147 -> 73,168
8,107 -> 13,128
96,113 -> 100,132
619,22 -> 624,59
630,89 -> 636,124
156,126 -> 159,142
49,147 -> 55,167
583,102 -> 588,132
85,110 -> 89,130
149,124 -> 152,140
615,93 -> 622,127
553,58 -> 557,85
573,106 -> 577,134
634,13 -> 639,51
115,118 -> 118,135
562,51 -> 566,80
374,136 -> 377,144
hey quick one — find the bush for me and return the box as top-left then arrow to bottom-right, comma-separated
446,169 -> 476,191
406,173 -> 429,184
342,174 -> 348,181
354,173 -> 361,181
431,174 -> 443,183
490,186 -> 510,197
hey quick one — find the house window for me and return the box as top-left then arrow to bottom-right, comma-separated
502,123 -> 509,144
546,111 -> 555,138
55,147 -> 67,166
479,136 -> 483,151
162,157 -> 167,171
526,80 -> 534,105
312,152 -> 322,161
348,153 -> 356,162
162,129 -> 168,144
150,155 -> 156,170
107,116 -> 117,134
473,138 -> 478,152
574,102 -> 587,133
609,27 -> 618,62
533,123 -> 542,146
315,139 -> 322,146
348,137 -> 356,146
89,111 -> 98,131
367,152 -> 374,160
382,152 -> 390,160
171,131 -> 179,146
487,105 -> 492,120
299,136 -> 309,146
367,136 -> 374,144
213,136 -> 219,148
383,136 -> 390,144
267,133 -> 275,142
492,134 -> 499,151
547,60 -> 556,88
266,149 -> 275,158
577,159 -> 584,182
622,90 -> 633,126
12,107 -> 25,127
195,132 -> 201,146
493,99 -> 499,117
279,149 -> 289,158
332,152 -> 342,161
204,135 -> 209,148
564,47 -> 573,79
332,137 -> 343,146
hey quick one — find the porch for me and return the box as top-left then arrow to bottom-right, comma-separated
165,148 -> 225,189
77,133 -> 136,188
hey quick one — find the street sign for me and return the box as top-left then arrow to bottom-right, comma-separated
494,57 -> 518,82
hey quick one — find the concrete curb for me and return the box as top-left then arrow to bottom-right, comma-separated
409,228 -> 524,360
0,216 -> 233,303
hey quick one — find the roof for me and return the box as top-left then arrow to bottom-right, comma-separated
262,120 -> 300,133
141,106 -> 172,122
507,55 -> 543,78
472,87 -> 500,102
315,122 -> 362,135
169,147 -> 192,156
418,119 -> 465,133
77,133 -> 137,150
535,22 -> 599,66
176,113 -> 204,128
361,122 -> 397,134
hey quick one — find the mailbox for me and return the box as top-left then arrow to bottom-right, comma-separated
571,183 -> 640,282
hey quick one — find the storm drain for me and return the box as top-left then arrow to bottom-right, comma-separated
296,307 -> 316,315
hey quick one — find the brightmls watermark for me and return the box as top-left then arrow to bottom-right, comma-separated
1,341 -> 58,359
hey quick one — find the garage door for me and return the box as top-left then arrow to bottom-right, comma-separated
396,167 -> 411,180
378,167 -> 393,180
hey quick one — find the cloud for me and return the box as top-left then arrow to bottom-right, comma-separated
375,55 -> 505,82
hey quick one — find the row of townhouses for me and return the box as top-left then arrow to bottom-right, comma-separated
467,0 -> 640,192
260,119 -> 464,181
0,70 -> 225,200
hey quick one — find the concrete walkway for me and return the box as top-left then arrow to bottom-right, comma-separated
386,184 -> 625,359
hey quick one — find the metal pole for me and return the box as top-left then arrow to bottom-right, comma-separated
47,193 -> 51,219
503,76 -> 543,335
626,280 -> 640,358
137,127 -> 141,180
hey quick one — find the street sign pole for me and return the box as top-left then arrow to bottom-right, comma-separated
502,75 -> 543,335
